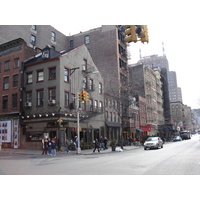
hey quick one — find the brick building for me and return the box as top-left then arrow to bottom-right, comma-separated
66,25 -> 130,141
0,38 -> 38,148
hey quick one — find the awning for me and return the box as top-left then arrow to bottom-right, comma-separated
106,121 -> 121,127
136,128 -> 144,132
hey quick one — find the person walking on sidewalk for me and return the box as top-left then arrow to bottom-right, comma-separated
42,138 -> 48,155
51,138 -> 56,156
93,138 -> 100,153
104,137 -> 108,149
66,137 -> 70,153
99,136 -> 105,150
47,138 -> 52,155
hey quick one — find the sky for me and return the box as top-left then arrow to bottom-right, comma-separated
52,23 -> 200,110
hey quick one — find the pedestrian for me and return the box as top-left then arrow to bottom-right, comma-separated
66,137 -> 70,153
47,138 -> 52,155
93,138 -> 100,153
104,137 -> 108,149
57,138 -> 62,152
51,138 -> 56,156
99,136 -> 105,150
42,138 -> 48,155
74,136 -> 78,154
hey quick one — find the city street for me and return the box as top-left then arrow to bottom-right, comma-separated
1,135 -> 200,175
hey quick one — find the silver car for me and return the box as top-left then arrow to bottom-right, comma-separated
144,137 -> 163,150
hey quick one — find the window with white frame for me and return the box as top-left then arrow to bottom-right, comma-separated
51,31 -> 56,42
84,35 -> 90,44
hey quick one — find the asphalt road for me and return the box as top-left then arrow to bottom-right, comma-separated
1,135 -> 200,175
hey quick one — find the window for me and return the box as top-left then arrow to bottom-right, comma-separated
0,62 -> 2,72
26,92 -> 32,102
99,101 -> 103,112
27,73 -> 33,84
83,77 -> 87,89
37,90 -> 44,106
14,58 -> 20,68
89,79 -> 93,91
37,70 -> 44,82
51,32 -> 56,42
94,100 -> 98,109
106,111 -> 108,119
5,60 -> 10,70
64,68 -> 69,82
31,25 -> 36,30
3,76 -> 9,90
113,113 -> 116,122
2,96 -> 8,110
84,35 -> 90,44
110,112 -> 113,121
12,94 -> 18,108
70,40 -> 74,47
99,83 -> 102,94
49,67 -> 56,80
64,91 -> 69,107
83,59 -> 87,71
89,99 -> 93,111
13,74 -> 18,88
49,88 -> 56,100
30,35 -> 36,46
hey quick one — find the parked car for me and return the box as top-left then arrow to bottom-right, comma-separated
172,136 -> 182,142
180,131 -> 191,140
144,137 -> 163,150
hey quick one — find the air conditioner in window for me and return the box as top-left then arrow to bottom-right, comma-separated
48,99 -> 56,106
25,102 -> 32,108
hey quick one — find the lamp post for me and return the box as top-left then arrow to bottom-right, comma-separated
76,92 -> 81,154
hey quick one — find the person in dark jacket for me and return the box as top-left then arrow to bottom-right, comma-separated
42,138 -> 48,155
104,137 -> 108,149
93,138 -> 100,153
47,138 -> 52,155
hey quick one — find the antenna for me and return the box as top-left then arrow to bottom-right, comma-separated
162,41 -> 166,57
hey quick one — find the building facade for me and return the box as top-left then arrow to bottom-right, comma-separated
66,25 -> 130,141
129,63 -> 164,135
0,38 -> 38,148
21,45 -> 104,149
0,25 -> 68,52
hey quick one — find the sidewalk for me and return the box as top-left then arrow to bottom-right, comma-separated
0,145 -> 140,157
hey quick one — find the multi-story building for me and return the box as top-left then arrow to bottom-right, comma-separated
0,38 -> 38,148
183,105 -> 193,132
0,25 -> 68,51
129,63 -> 164,135
168,71 -> 183,102
66,25 -> 130,141
20,45 -> 104,149
170,101 -> 185,131
137,55 -> 171,123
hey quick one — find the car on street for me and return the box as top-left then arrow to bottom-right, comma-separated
144,137 -> 163,150
172,136 -> 182,142
180,131 -> 191,140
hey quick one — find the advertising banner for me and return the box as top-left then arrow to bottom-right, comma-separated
13,120 -> 19,148
0,120 -> 11,142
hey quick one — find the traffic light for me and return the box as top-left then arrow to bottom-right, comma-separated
124,25 -> 137,43
84,91 -> 89,101
78,91 -> 89,101
136,25 -> 149,43
78,91 -> 84,101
